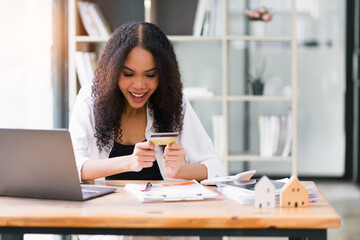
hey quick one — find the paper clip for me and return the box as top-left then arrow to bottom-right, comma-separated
144,182 -> 152,192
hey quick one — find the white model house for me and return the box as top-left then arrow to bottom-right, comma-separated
280,176 -> 309,208
254,175 -> 275,208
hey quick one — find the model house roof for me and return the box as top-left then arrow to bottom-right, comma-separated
255,175 -> 275,191
280,176 -> 309,207
255,175 -> 275,208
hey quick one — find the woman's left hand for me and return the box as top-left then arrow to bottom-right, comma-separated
163,143 -> 185,178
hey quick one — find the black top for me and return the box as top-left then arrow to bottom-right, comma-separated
106,141 -> 163,180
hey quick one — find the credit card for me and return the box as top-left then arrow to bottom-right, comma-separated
149,132 -> 179,145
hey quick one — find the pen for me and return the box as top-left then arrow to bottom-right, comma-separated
144,182 -> 152,192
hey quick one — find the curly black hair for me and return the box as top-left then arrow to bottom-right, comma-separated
92,21 -> 184,151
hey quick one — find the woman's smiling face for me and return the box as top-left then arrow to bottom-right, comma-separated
118,46 -> 159,111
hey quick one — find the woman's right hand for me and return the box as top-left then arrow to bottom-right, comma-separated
129,141 -> 156,172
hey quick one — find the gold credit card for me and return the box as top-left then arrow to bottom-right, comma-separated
149,132 -> 179,145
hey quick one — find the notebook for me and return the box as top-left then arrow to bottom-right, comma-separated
0,128 -> 116,201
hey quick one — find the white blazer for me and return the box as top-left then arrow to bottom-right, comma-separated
69,84 -> 226,181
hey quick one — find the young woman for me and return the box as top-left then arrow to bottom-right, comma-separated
69,21 -> 225,185
69,20 -> 226,240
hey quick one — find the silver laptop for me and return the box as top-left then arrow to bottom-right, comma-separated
0,128 -> 116,201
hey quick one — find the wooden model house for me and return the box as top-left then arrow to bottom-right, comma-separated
280,176 -> 309,208
254,175 -> 275,208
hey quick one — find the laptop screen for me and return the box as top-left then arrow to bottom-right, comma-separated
0,129 -> 93,200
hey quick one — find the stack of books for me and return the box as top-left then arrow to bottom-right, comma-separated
258,112 -> 292,157
77,1 -> 111,37
193,0 -> 223,36
75,51 -> 96,87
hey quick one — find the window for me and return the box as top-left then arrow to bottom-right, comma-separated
0,0 -> 53,129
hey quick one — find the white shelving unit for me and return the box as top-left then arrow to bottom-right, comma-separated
68,0 -> 298,176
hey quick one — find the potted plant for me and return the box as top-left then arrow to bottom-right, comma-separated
246,60 -> 267,95
245,7 -> 272,36
245,7 -> 272,22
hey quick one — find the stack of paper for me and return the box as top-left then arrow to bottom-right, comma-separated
125,180 -> 218,203
217,179 -> 318,205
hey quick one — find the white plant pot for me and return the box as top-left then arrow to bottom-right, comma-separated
251,21 -> 267,36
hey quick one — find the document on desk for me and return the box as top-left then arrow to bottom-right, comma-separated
217,178 -> 318,205
125,180 -> 219,202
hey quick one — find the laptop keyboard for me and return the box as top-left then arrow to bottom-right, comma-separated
81,189 -> 100,198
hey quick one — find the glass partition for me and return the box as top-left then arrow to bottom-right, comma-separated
228,40 -> 291,96
173,41 -> 223,96
228,0 -> 292,36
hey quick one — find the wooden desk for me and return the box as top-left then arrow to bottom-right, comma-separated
0,181 -> 341,240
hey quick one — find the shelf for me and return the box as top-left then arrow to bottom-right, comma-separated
187,96 -> 223,101
226,36 -> 292,42
75,35 -> 292,43
228,154 -> 292,162
187,96 -> 292,101
167,35 -> 292,42
75,36 -> 109,43
168,36 -> 223,42
227,96 -> 292,101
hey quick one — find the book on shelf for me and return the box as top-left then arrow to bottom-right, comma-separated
258,115 -> 273,157
193,0 -> 223,37
193,0 -> 207,36
77,1 -> 100,37
270,115 -> 280,155
77,1 -> 111,37
75,51 -> 96,87
87,2 -> 111,37
212,115 -> 225,161
217,178 -> 318,205
89,52 -> 97,72
213,0 -> 223,36
258,113 -> 292,158
281,112 -> 292,157
275,115 -> 287,156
